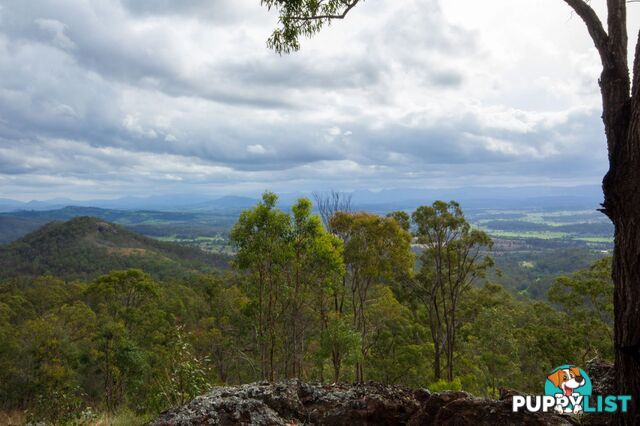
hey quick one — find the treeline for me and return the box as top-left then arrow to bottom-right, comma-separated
0,193 -> 613,424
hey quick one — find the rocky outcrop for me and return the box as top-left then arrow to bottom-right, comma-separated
586,358 -> 615,396
150,381 -> 578,426
150,381 -> 419,425
583,358 -> 615,426
408,390 -> 577,425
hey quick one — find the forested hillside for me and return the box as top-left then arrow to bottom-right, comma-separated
491,248 -> 606,298
0,217 -> 229,281
0,195 -> 613,425
0,206 -> 236,243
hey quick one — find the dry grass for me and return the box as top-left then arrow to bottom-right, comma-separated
0,411 -> 25,426
0,409 -> 150,426
105,247 -> 148,256
90,409 -> 150,426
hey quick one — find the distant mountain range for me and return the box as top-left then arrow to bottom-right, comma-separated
0,195 -> 259,212
0,185 -> 604,213
0,217 -> 229,281
0,185 -> 607,245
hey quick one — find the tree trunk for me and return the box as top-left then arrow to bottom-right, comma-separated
448,351 -> 453,382
611,210 -> 640,426
332,349 -> 342,382
597,24 -> 640,422
605,89 -> 640,425
433,340 -> 441,381
563,1 -> 640,421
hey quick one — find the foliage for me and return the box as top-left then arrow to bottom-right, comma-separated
261,0 -> 361,54
548,256 -> 613,360
331,211 -> 413,382
429,378 -> 463,393
411,201 -> 493,382
0,216 -> 228,281
230,193 -> 344,380
151,326 -> 212,410
0,195 -> 615,420
26,386 -> 97,426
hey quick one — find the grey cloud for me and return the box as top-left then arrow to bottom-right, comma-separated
119,0 -> 259,24
1,0 -> 475,108
220,55 -> 384,90
0,0 -> 616,199
120,0 -> 218,16
429,71 -> 464,87
358,108 -> 604,168
1,1 -> 289,109
2,105 -> 605,180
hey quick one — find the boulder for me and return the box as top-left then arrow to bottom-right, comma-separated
583,358 -> 615,426
150,381 -> 582,425
150,380 -> 419,426
408,390 -> 577,425
586,358 -> 615,396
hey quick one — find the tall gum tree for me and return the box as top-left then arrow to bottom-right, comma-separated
260,0 -> 640,423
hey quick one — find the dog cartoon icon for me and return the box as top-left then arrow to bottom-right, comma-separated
547,366 -> 586,414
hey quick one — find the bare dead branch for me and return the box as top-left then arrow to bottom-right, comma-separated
313,190 -> 353,232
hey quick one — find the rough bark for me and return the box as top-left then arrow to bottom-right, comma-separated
562,0 -> 640,424
601,5 -> 637,426
607,82 -> 640,425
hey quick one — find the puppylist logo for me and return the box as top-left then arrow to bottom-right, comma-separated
512,364 -> 632,414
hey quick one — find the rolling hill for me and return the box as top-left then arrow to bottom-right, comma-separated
0,206 -> 237,243
0,216 -> 51,244
0,216 -> 230,281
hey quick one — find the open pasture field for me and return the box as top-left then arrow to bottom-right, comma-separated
467,208 -> 613,250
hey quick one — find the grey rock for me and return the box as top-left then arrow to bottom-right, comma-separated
584,358 -> 615,426
408,391 -> 578,426
150,380 -> 586,425
150,380 -> 418,425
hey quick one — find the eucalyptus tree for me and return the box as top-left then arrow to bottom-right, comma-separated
230,192 -> 291,380
412,201 -> 493,382
230,192 -> 344,380
288,197 -> 344,379
330,211 -> 413,382
261,1 -> 640,421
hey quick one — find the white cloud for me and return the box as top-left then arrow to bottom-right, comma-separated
0,0 -> 637,199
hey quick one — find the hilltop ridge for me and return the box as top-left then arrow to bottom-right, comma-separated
0,216 -> 228,280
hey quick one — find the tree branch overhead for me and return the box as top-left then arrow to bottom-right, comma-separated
262,0 -> 362,53
562,0 -> 610,63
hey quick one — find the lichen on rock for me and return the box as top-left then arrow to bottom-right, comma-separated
150,380 -> 580,425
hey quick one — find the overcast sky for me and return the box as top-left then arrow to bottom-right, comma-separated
1,0 -> 638,201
